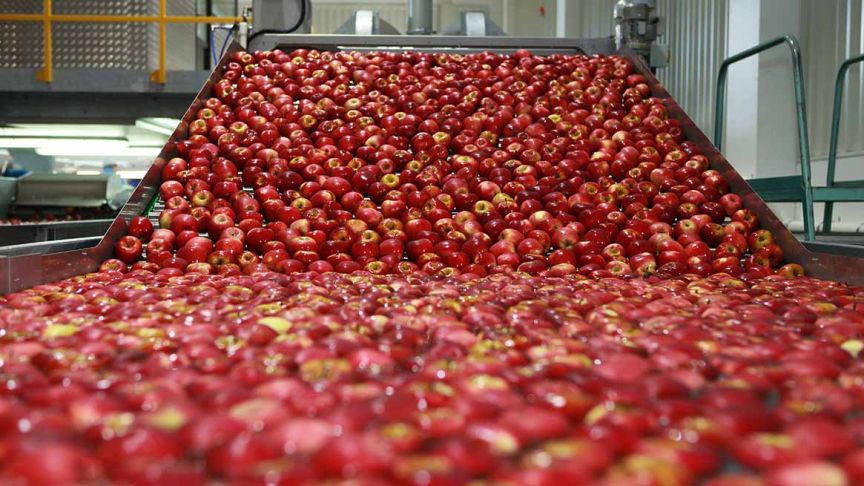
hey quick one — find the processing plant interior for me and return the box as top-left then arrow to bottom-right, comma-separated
2,1 -> 864,484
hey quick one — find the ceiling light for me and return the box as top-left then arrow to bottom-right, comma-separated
75,170 -> 102,176
0,138 -> 127,150
117,170 -> 147,179
135,118 -> 179,136
0,125 -> 127,138
35,146 -> 161,157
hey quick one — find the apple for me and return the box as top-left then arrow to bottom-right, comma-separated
126,216 -> 154,242
114,235 -> 142,263
747,229 -> 775,252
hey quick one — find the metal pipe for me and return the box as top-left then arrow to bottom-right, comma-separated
151,0 -> 168,85
713,35 -> 815,241
407,0 -> 433,35
36,0 -> 52,83
823,53 -> 864,233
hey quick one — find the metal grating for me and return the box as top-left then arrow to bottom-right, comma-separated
2,0 -> 41,14
0,0 -> 42,68
53,0 -> 153,70
0,0 -> 154,70
163,0 -> 197,71
0,23 -> 44,68
53,22 -> 151,69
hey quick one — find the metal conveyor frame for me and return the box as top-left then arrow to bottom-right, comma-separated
3,35 -> 864,293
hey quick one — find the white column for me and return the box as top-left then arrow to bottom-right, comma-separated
556,0 -> 567,37
755,0 -> 803,224
723,0 -> 761,180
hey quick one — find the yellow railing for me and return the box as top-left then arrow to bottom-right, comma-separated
0,0 -> 243,84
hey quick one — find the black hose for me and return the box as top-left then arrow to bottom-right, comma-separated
247,0 -> 307,45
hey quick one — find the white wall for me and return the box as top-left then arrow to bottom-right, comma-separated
723,0 -> 759,178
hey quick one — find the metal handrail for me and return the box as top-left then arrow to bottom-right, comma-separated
823,53 -> 864,233
714,35 -> 815,241
0,0 -> 243,84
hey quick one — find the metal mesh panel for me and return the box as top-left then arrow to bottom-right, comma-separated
53,1 -> 152,70
2,0 -> 41,14
0,0 -> 43,68
0,0 -> 155,70
52,22 -> 150,69
0,22 -> 44,68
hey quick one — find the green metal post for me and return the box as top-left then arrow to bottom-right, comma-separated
714,35 -> 815,241
823,54 -> 864,233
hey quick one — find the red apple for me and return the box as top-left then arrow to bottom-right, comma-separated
114,235 -> 142,263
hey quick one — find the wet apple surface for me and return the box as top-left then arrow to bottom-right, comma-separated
2,271 -> 863,483
0,48 -> 861,484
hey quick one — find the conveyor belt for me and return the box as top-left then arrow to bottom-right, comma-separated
2,35 -> 864,293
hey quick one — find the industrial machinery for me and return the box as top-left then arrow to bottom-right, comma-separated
5,5 -> 864,483
331,0 -> 506,37
614,0 -> 668,69
247,0 -> 311,49
439,11 -> 507,37
0,219 -> 113,248
334,11 -> 402,36
2,33 -> 864,295
0,173 -> 124,248
13,173 -> 126,210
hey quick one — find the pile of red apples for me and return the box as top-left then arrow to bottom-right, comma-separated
1,48 -> 860,483
114,48 -> 801,280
